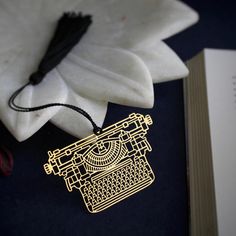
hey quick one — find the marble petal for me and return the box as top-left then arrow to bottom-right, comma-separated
132,41 -> 189,83
71,0 -> 199,49
0,70 -> 68,141
51,88 -> 108,139
58,43 -> 154,108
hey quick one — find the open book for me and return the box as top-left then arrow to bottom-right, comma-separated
184,49 -> 236,236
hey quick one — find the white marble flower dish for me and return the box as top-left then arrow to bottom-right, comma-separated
0,0 -> 199,141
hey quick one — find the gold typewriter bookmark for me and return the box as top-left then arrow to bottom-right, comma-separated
44,113 -> 155,213
6,13 -> 155,213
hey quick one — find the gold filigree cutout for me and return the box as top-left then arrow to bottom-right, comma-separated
44,113 -> 155,213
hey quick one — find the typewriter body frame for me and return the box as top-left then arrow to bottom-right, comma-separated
44,113 -> 155,213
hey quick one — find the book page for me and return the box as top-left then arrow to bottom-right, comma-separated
205,49 -> 236,236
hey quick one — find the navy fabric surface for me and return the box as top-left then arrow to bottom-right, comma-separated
0,1 -> 236,235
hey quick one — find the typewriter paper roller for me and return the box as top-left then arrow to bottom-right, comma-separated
44,113 -> 155,213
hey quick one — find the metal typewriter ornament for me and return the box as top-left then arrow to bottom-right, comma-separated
6,13 -> 155,213
44,113 -> 155,213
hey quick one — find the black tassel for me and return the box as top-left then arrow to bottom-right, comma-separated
29,12 -> 92,85
9,12 -> 103,135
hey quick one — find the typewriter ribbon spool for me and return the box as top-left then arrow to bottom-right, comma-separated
44,113 -> 155,213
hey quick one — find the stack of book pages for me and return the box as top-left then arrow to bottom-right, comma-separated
184,49 -> 236,236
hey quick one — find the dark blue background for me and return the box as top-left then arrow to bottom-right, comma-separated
1,1 -> 236,235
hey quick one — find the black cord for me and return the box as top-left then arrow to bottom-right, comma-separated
8,82 -> 102,135
8,12 -> 102,135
